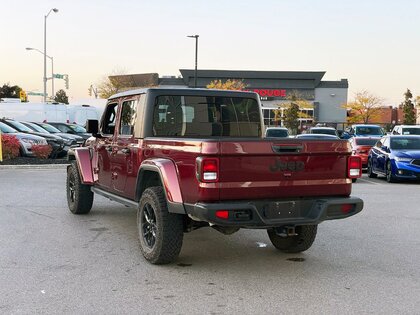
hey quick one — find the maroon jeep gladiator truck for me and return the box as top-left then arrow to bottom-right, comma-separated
67,88 -> 363,264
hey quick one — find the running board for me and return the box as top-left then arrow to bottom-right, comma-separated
91,187 -> 138,208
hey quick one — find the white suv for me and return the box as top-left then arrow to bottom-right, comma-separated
391,125 -> 420,135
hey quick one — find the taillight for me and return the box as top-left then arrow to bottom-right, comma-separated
348,156 -> 362,178
215,210 -> 229,219
341,204 -> 353,214
196,157 -> 219,182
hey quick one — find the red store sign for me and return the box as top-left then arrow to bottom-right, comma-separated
251,89 -> 287,97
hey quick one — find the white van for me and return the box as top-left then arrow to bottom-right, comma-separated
66,104 -> 99,126
0,102 -> 67,123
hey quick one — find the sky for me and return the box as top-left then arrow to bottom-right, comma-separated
1,0 -> 419,105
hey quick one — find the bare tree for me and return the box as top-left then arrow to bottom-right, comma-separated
96,68 -> 129,99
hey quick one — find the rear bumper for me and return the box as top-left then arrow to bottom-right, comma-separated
185,196 -> 363,228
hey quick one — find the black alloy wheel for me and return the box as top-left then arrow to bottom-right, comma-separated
68,172 -> 76,203
137,187 -> 184,264
141,203 -> 158,248
66,163 -> 94,214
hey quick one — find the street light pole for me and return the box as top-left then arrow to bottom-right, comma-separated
44,8 -> 58,102
51,56 -> 54,98
26,47 -> 54,99
187,35 -> 199,88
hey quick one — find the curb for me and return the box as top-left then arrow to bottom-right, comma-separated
0,164 -> 70,170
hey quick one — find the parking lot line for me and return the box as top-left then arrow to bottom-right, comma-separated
356,177 -> 382,185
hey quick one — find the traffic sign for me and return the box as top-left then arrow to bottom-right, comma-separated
53,74 -> 64,79
27,92 -> 46,96
19,90 -> 27,101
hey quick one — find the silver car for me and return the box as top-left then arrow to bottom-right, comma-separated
0,122 -> 48,157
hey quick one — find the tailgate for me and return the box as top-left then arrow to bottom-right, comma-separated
218,139 -> 352,200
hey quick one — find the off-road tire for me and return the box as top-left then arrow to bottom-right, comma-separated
386,161 -> 397,183
367,159 -> 377,178
66,163 -> 94,214
137,187 -> 184,264
267,225 -> 318,253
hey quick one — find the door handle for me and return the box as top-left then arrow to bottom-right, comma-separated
272,144 -> 303,154
121,148 -> 130,154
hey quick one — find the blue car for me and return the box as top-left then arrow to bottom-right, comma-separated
367,135 -> 420,182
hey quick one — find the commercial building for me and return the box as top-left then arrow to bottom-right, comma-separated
110,69 -> 349,129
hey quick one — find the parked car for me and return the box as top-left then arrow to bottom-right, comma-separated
1,119 -> 65,158
31,122 -> 84,146
342,124 -> 384,139
21,121 -> 76,158
391,125 -> 420,135
48,122 -> 92,140
367,135 -> 420,182
349,137 -> 378,169
265,127 -> 289,138
0,121 -> 48,157
308,127 -> 339,137
295,134 -> 340,140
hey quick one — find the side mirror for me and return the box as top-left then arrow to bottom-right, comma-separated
86,119 -> 99,136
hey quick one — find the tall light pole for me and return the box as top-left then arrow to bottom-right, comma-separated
26,47 -> 55,98
187,35 -> 199,88
44,8 -> 58,102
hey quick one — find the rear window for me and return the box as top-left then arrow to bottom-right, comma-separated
355,138 -> 378,146
355,126 -> 383,136
266,129 -> 289,138
310,128 -> 337,135
152,95 -> 261,137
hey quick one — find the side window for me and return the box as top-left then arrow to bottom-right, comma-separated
101,103 -> 118,135
383,137 -> 390,148
153,96 -> 183,136
119,100 -> 137,136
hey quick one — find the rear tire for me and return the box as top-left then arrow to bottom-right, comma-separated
367,159 -> 377,178
267,225 -> 318,253
137,187 -> 184,264
66,163 -> 94,214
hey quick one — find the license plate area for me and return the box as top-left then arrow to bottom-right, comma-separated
264,201 -> 301,219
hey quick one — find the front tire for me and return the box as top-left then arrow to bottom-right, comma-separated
367,159 -> 377,178
386,161 -> 397,183
137,187 -> 184,264
267,225 -> 318,253
66,163 -> 94,214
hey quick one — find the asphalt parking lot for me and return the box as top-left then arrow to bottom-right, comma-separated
0,169 -> 419,314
